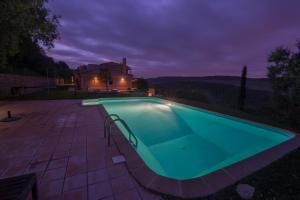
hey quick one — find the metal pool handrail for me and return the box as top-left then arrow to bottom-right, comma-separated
104,114 -> 120,138
107,118 -> 138,148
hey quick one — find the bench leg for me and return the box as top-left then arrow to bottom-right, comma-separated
32,182 -> 38,200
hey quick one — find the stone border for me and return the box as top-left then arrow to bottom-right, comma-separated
97,105 -> 300,199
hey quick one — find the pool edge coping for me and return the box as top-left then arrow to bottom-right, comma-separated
95,101 -> 300,199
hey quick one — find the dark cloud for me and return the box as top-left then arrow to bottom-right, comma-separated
46,0 -> 300,77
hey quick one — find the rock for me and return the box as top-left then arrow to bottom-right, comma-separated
236,184 -> 255,199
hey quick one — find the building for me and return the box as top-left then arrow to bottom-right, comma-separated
75,58 -> 133,91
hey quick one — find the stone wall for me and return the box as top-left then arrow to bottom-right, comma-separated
0,73 -> 55,97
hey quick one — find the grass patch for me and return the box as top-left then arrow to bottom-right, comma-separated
207,147 -> 300,200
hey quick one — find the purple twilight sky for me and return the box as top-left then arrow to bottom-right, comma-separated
46,0 -> 300,78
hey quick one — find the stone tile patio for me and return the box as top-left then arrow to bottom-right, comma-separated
0,100 -> 162,200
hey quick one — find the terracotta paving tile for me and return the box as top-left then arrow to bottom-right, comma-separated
48,158 -> 68,170
106,146 -> 120,157
136,185 -> 162,200
0,101 -> 161,200
87,158 -> 105,171
0,160 -> 11,174
27,161 -> 48,173
63,173 -> 87,192
2,161 -> 29,178
88,168 -> 109,184
70,147 -> 87,158
107,164 -> 128,178
66,166 -> 87,177
42,194 -> 61,200
114,189 -> 141,200
111,174 -> 135,194
87,144 -> 103,153
34,171 -> 45,184
100,196 -> 114,200
43,167 -> 66,181
66,156 -> 86,177
87,151 -> 105,161
55,143 -> 72,152
61,187 -> 87,200
33,151 -> 52,162
39,179 -> 64,198
88,181 -> 113,200
53,150 -> 70,159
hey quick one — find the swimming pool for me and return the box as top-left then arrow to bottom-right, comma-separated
83,97 -> 293,180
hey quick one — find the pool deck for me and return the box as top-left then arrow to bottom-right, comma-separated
1,100 -> 300,200
0,100 -> 162,200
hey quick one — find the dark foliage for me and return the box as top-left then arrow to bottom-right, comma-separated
133,78 -> 148,91
0,0 -> 73,80
149,77 -> 272,110
2,38 -> 73,80
267,40 -> 300,129
0,0 -> 59,67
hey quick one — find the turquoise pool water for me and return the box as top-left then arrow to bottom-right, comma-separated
83,97 -> 293,180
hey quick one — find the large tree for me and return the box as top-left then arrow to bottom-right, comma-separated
267,40 -> 300,126
0,0 -> 59,68
5,37 -> 73,80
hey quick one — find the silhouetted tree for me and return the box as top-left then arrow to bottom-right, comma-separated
99,68 -> 112,91
4,38 -> 72,80
0,0 -> 60,68
267,40 -> 300,127
239,66 -> 247,111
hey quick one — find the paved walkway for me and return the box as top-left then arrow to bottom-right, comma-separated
0,100 -> 162,200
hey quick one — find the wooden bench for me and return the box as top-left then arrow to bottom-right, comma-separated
0,173 -> 38,200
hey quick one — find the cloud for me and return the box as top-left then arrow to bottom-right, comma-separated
46,0 -> 300,77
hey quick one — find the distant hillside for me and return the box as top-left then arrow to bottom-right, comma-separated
148,76 -> 273,110
148,76 -> 272,91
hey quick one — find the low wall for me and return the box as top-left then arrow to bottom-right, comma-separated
0,73 -> 55,97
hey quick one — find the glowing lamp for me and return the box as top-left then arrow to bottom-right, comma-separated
93,76 -> 99,83
120,77 -> 126,83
